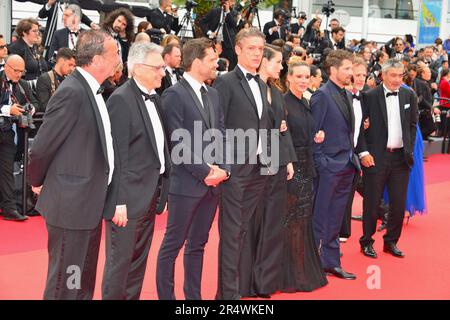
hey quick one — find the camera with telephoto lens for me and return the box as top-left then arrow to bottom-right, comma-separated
185,0 -> 198,11
12,103 -> 36,130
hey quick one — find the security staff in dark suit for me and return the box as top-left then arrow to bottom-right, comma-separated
47,4 -> 84,62
147,0 -> 181,35
311,50 -> 359,280
358,59 -> 418,259
0,55 -> 37,222
28,30 -> 121,300
39,0 -> 96,59
263,9 -> 287,44
213,28 -> 272,300
36,48 -> 76,112
199,0 -> 243,70
102,42 -> 170,300
157,38 -> 229,300
156,43 -> 182,96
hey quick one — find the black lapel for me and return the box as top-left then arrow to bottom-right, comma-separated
398,87 -> 407,135
377,85 -> 388,127
205,86 -> 215,128
234,66 -> 259,118
72,69 -> 108,165
328,82 -> 351,125
346,90 -> 355,133
258,78 -> 269,121
179,78 -> 211,129
152,94 -> 171,170
130,79 -> 160,164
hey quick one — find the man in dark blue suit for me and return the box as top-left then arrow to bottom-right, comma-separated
311,49 -> 358,280
157,38 -> 230,300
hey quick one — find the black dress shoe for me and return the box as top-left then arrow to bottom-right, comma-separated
324,267 -> 356,280
256,293 -> 271,299
361,245 -> 377,258
351,215 -> 363,221
2,210 -> 28,221
26,209 -> 41,217
383,244 -> 405,258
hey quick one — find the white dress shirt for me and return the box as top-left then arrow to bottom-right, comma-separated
46,2 -> 65,31
383,85 -> 403,148
352,91 -> 363,148
182,72 -> 207,107
0,59 -> 5,72
237,64 -> 263,154
165,66 -> 178,86
67,30 -> 79,50
134,79 -> 166,174
76,67 -> 115,185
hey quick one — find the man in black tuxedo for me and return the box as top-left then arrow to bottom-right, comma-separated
263,9 -> 287,44
147,0 -> 181,35
47,4 -> 83,62
311,50 -> 358,280
102,42 -> 170,300
28,30 -> 121,300
358,59 -> 418,258
39,0 -> 97,60
213,28 -> 272,300
0,55 -> 38,221
157,38 -> 229,300
326,27 -> 346,50
384,37 -> 405,60
156,43 -> 182,96
36,48 -> 76,112
199,0 -> 243,70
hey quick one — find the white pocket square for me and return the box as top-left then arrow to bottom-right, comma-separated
404,104 -> 410,109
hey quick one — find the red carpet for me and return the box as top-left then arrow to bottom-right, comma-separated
1,154 -> 449,300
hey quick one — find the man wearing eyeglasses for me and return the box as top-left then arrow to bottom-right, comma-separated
0,35 -> 8,72
1,55 -> 38,221
101,42 -> 170,300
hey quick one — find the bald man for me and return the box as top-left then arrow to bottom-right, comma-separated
1,55 -> 38,221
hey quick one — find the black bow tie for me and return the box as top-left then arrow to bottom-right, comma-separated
386,91 -> 398,98
352,93 -> 361,101
96,86 -> 104,95
246,73 -> 260,81
69,31 -> 79,36
140,90 -> 158,102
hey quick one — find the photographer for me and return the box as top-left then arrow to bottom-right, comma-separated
302,16 -> 323,53
36,48 -> 76,112
0,55 -> 38,221
263,8 -> 287,44
290,12 -> 307,38
147,0 -> 181,35
200,0 -> 243,69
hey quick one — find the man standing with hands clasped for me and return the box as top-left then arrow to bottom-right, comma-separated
358,59 -> 418,259
157,38 -> 229,300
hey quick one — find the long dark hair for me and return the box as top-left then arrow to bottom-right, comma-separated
102,8 -> 135,43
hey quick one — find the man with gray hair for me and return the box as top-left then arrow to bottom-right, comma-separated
47,4 -> 83,61
29,30 -> 121,299
358,59 -> 418,259
101,42 -> 170,300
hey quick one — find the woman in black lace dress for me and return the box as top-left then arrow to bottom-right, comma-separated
282,61 -> 328,292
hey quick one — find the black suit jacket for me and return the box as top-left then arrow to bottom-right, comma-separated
356,85 -> 418,173
213,66 -> 272,176
103,78 -> 170,220
161,77 -> 228,197
263,21 -> 287,44
156,69 -> 181,96
38,1 -> 92,50
8,38 -> 49,81
199,7 -> 241,50
0,71 -> 39,113
29,69 -> 111,230
47,28 -> 84,61
35,70 -> 64,112
414,78 -> 433,112
146,8 -> 180,34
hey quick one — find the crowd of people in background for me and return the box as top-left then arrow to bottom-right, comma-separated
0,0 -> 447,300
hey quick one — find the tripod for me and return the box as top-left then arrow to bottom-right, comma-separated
177,9 -> 195,43
245,5 -> 261,31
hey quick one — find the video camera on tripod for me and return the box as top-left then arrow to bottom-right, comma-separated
322,0 -> 336,17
